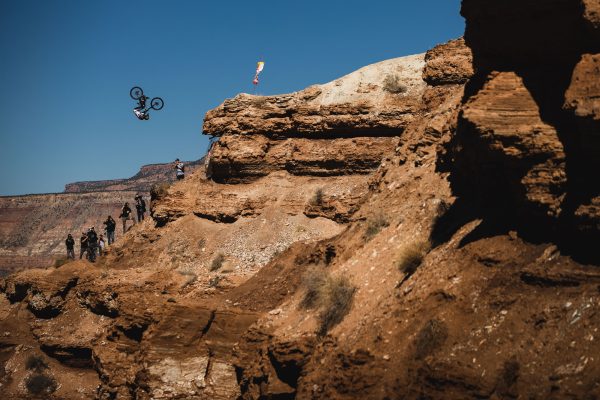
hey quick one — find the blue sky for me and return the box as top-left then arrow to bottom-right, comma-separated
0,0 -> 464,195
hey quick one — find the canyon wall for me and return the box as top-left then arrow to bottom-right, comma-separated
446,0 -> 600,260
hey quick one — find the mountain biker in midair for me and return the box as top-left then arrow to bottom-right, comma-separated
134,95 -> 149,120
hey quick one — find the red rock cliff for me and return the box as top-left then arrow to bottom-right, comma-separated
444,0 -> 600,261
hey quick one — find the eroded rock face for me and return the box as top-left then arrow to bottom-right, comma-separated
207,134 -> 398,182
461,0 -> 595,65
445,0 -> 600,255
564,53 -> 600,143
203,54 -> 426,182
204,55 -> 425,138
459,71 -> 567,218
229,34 -> 472,400
423,38 -> 474,86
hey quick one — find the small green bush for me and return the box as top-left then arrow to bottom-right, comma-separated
25,373 -> 57,396
383,74 -> 408,94
396,240 -> 431,277
364,214 -> 390,241
309,188 -> 324,206
210,253 -> 225,271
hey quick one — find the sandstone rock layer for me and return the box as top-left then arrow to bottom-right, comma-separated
446,0 -> 600,254
203,55 -> 426,182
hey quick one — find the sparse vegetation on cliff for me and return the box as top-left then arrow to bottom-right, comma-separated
178,269 -> 198,289
300,266 -> 328,309
309,188 -> 324,206
383,74 -> 408,94
210,253 -> 225,271
150,182 -> 170,201
300,266 -> 356,335
318,275 -> 356,336
364,214 -> 390,241
395,239 -> 431,278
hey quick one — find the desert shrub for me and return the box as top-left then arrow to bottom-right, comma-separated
252,96 -> 268,106
299,266 -> 328,309
318,275 -> 356,336
383,74 -> 408,94
396,240 -> 431,277
150,182 -> 170,201
177,269 -> 197,289
414,319 -> 448,359
208,275 -> 222,288
299,267 -> 356,336
364,214 -> 390,241
25,355 -> 48,372
309,188 -> 324,206
25,373 -> 57,395
53,256 -> 71,268
210,253 -> 225,271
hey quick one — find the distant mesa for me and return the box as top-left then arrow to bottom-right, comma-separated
64,159 -> 203,193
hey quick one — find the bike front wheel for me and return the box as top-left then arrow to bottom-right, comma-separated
130,86 -> 144,100
150,97 -> 164,110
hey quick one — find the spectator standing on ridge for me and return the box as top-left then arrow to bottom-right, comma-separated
103,215 -> 116,244
87,227 -> 98,262
79,231 -> 88,259
119,202 -> 135,234
135,194 -> 146,222
98,234 -> 106,256
174,158 -> 185,180
65,234 -> 75,259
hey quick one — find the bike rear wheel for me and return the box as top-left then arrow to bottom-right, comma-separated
130,86 -> 144,100
150,97 -> 164,110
